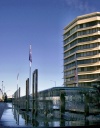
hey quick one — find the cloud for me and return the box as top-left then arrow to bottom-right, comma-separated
65,0 -> 95,13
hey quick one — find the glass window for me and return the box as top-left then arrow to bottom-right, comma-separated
84,52 -> 86,56
78,68 -> 81,72
81,67 -> 84,71
81,53 -> 84,57
87,30 -> 89,34
90,29 -> 92,34
86,51 -> 90,56
90,43 -> 93,48
93,51 -> 97,55
83,23 -> 86,28
80,24 -> 83,28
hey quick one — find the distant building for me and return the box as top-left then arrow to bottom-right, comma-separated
63,12 -> 100,87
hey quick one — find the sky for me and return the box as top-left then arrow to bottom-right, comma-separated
0,0 -> 100,97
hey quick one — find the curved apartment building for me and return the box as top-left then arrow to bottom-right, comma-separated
63,12 -> 100,87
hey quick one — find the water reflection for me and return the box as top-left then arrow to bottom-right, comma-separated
1,103 -> 32,127
12,104 -> 100,127
1,103 -> 100,127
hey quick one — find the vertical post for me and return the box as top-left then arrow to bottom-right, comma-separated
15,91 -> 16,106
32,69 -> 38,118
32,71 -> 35,116
19,87 -> 20,98
60,91 -> 65,119
29,65 -> 31,95
35,69 -> 38,116
84,93 -> 89,116
26,80 -> 27,111
14,94 -> 15,105
18,87 -> 20,108
26,78 -> 29,112
17,112 -> 19,125
13,93 -> 15,105
84,93 -> 89,125
60,120 -> 65,127
29,44 -> 32,95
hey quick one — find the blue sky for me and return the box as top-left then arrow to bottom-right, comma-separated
0,0 -> 100,96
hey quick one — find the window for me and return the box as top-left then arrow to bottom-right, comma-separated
81,67 -> 84,71
90,44 -> 93,48
80,24 -> 83,28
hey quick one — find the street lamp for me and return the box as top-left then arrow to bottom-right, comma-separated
50,80 -> 56,87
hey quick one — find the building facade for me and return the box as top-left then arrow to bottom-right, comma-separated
63,12 -> 100,87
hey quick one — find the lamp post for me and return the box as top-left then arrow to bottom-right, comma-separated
50,80 -> 56,87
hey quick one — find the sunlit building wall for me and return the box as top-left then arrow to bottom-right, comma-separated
63,12 -> 100,87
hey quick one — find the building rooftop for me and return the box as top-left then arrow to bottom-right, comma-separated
64,12 -> 100,31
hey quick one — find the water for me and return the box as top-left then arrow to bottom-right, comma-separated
0,103 -> 100,127
0,103 -> 32,127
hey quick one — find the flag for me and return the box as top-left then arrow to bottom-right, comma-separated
29,45 -> 32,63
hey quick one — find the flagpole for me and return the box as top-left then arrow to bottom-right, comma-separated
29,62 -> 31,95
29,44 -> 32,95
